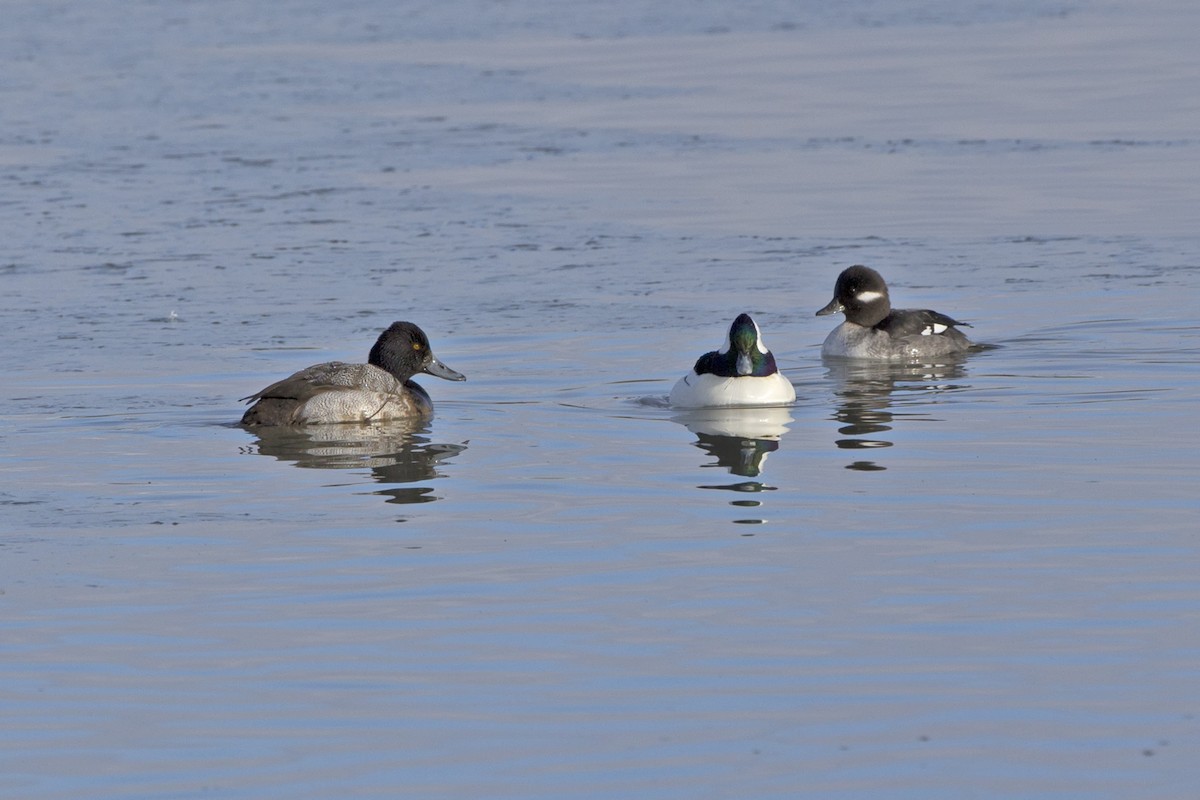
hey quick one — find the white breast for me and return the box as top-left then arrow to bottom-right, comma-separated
295,388 -> 431,423
670,371 -> 796,408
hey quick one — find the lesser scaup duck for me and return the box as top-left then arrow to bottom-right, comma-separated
670,313 -> 796,408
240,321 -> 465,426
815,265 -> 972,359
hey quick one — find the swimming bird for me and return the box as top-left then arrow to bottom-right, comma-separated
240,321 -> 465,425
670,313 -> 796,408
815,265 -> 972,359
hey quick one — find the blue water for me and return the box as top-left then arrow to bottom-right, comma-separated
3,1 -> 1199,798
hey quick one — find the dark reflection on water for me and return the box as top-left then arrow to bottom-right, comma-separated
241,422 -> 467,507
823,356 -> 972,471
694,433 -> 780,479
673,407 -> 791,525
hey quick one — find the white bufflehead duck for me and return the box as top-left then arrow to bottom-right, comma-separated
815,265 -> 972,360
670,313 -> 796,408
240,321 -> 465,426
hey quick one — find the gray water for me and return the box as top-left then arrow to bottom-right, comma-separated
3,0 -> 1199,797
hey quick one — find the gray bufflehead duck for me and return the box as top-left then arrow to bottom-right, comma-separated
816,265 -> 972,359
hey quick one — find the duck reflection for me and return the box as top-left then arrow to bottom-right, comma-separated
824,357 -> 969,471
241,420 -> 467,506
672,406 -> 793,525
677,406 -> 792,478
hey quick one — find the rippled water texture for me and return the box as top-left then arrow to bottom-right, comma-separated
3,1 -> 1199,798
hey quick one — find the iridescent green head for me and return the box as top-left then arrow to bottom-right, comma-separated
694,313 -> 780,378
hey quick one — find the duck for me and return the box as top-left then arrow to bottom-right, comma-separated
670,313 -> 796,408
815,265 -> 972,359
240,321 -> 465,426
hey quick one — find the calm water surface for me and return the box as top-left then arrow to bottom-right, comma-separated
3,1 -> 1199,798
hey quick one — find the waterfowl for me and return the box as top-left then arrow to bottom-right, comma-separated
240,321 -> 465,426
670,313 -> 796,408
816,265 -> 972,359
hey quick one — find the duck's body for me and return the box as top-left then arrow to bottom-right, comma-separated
820,308 -> 971,360
671,370 -> 796,408
240,321 -> 464,426
670,313 -> 796,408
816,265 -> 972,360
240,362 -> 436,425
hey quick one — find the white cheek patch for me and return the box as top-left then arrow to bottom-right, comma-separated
718,332 -> 732,354
920,323 -> 949,336
751,318 -> 770,354
855,290 -> 885,303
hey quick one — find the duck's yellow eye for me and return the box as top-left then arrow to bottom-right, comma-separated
412,343 -> 423,351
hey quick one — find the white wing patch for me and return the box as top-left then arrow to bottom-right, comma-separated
920,322 -> 950,336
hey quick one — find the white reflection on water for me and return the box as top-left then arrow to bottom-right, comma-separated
673,406 -> 794,524
674,406 -> 793,476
